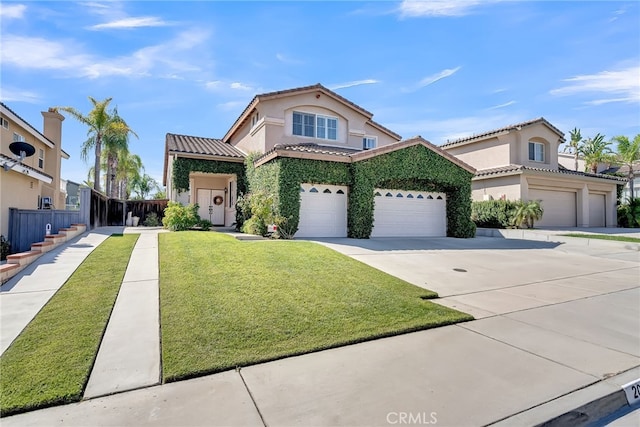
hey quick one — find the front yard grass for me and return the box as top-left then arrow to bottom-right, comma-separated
561,233 -> 640,243
0,234 -> 138,416
160,232 -> 472,382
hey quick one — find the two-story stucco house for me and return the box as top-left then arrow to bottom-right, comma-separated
164,84 -> 476,238
441,118 -> 625,228
0,103 -> 69,238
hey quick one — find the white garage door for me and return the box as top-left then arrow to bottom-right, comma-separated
589,194 -> 606,227
529,189 -> 576,227
371,189 -> 447,237
297,183 -> 348,238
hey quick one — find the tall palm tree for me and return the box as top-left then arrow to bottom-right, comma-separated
115,151 -> 143,199
612,134 -> 640,199
131,173 -> 159,200
563,127 -> 582,171
103,108 -> 138,198
56,97 -> 136,193
579,133 -> 615,174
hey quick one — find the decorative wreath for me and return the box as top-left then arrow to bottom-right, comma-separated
213,196 -> 224,206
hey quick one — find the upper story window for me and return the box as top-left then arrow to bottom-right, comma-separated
0,117 -> 8,129
38,149 -> 45,169
528,141 -> 545,162
293,111 -> 338,141
363,137 -> 377,150
13,132 -> 25,142
251,112 -> 259,127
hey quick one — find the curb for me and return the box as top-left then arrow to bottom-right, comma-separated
476,228 -> 640,251
536,389 -> 628,426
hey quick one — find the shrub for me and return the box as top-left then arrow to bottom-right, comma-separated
162,202 -> 199,231
239,191 -> 277,237
471,200 -> 518,228
618,197 -> 640,228
143,212 -> 161,227
197,219 -> 213,230
1,235 -> 10,261
511,200 -> 544,229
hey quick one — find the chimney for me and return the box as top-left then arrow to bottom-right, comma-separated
42,108 -> 65,206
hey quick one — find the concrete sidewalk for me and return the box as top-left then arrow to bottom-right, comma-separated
2,230 -> 638,426
0,227 -> 124,355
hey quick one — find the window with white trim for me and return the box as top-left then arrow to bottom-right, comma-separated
38,149 -> 44,169
0,117 -> 8,129
13,132 -> 25,142
292,111 -> 338,141
528,141 -> 544,162
363,136 -> 377,150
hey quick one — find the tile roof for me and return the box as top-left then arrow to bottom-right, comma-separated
165,133 -> 245,159
474,164 -> 627,182
600,162 -> 640,176
440,117 -> 565,148
272,142 -> 360,157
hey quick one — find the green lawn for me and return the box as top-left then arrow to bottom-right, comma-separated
160,232 -> 472,382
561,233 -> 640,243
0,234 -> 138,416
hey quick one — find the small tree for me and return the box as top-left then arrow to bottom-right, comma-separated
511,200 -> 544,229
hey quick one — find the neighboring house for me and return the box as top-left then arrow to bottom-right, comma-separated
164,84 -> 476,238
557,152 -> 609,174
601,162 -> 640,201
65,179 -> 82,209
441,118 -> 625,227
0,103 -> 69,237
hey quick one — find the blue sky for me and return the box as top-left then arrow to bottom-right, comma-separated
1,0 -> 639,187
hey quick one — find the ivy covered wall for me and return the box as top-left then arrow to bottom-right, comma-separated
172,158 -> 247,194
244,144 -> 475,238
350,145 -> 476,238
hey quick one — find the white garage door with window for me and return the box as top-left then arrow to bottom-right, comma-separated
297,183 -> 348,238
589,193 -> 606,227
371,189 -> 447,237
529,189 -> 577,227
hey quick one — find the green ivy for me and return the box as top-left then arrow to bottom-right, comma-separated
172,158 -> 247,194
245,144 -> 475,238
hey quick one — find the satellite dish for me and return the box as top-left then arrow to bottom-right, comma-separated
9,141 -> 36,158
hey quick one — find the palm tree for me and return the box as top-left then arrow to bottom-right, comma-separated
131,173 -> 159,200
115,151 -> 143,199
612,134 -> 640,199
563,127 -> 582,171
579,133 -> 615,174
511,200 -> 544,229
103,108 -> 138,198
56,97 -> 136,193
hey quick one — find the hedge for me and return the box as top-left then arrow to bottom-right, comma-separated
471,199 -> 518,228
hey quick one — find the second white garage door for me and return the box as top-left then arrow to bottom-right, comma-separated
529,189 -> 577,227
589,193 -> 606,227
297,183 -> 348,238
371,189 -> 447,237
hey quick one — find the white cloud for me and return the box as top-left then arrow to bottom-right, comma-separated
0,3 -> 26,18
230,82 -> 252,91
217,101 -> 246,111
487,100 -> 516,110
403,66 -> 461,92
1,29 -> 210,79
276,53 -> 304,65
387,113 -> 522,144
329,79 -> 380,90
0,87 -> 41,103
89,16 -> 171,30
398,0 -> 500,18
550,65 -> 640,105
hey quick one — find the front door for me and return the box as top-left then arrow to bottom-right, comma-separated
197,189 -> 226,225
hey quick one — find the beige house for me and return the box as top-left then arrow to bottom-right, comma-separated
441,118 -> 625,227
0,103 -> 69,237
164,84 -> 476,238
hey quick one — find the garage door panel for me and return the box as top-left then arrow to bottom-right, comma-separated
529,189 -> 576,227
372,189 -> 447,237
297,184 -> 348,238
589,194 -> 606,227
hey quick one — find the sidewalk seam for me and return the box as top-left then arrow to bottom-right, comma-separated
237,368 -> 268,427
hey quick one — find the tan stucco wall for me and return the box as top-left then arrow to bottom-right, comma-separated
231,92 -> 399,155
471,175 -> 522,201
444,136 -> 511,170
0,170 -> 42,237
515,124 -> 561,169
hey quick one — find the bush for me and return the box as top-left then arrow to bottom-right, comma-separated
1,235 -> 10,261
239,191 -> 276,237
143,212 -> 161,227
471,200 -> 518,228
197,219 -> 213,230
618,197 -> 640,228
162,202 -> 199,231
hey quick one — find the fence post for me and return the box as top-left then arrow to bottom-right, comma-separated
79,187 -> 91,229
